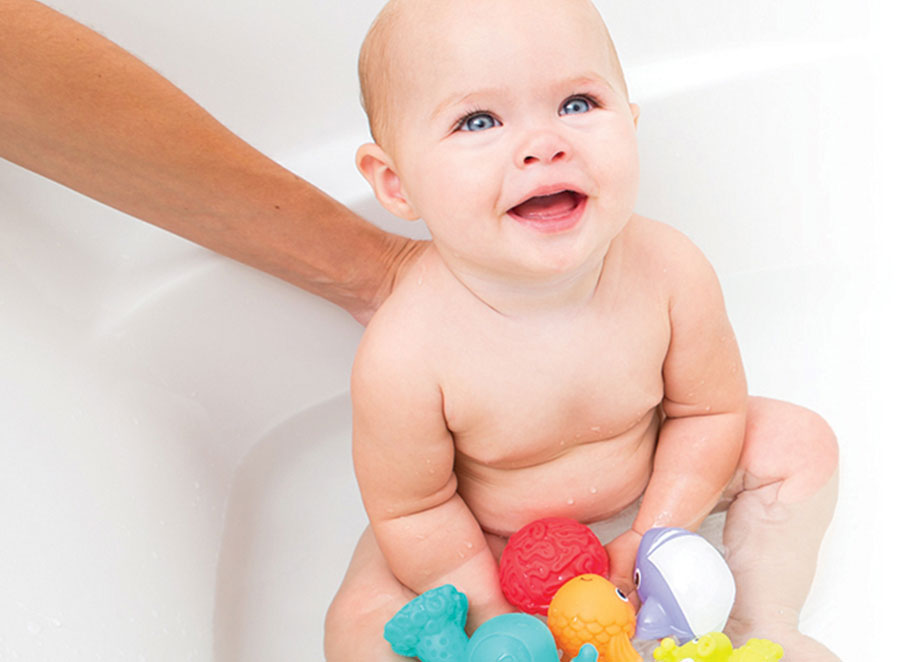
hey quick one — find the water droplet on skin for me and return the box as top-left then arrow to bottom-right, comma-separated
466,541 -> 474,549
589,486 -> 598,494
567,497 -> 575,505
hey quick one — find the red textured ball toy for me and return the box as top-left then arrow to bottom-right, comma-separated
499,517 -> 610,615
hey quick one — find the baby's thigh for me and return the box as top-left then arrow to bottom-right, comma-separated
325,527 -> 416,661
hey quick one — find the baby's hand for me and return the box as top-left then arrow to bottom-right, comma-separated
605,529 -> 643,607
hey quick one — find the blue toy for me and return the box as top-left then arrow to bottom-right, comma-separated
384,584 -> 599,662
384,585 -> 469,661
633,528 -> 736,642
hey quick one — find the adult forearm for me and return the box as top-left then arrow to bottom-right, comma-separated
1,0 -> 413,322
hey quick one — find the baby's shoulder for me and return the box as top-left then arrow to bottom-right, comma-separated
620,214 -> 719,285
622,215 -> 708,264
353,248 -> 448,383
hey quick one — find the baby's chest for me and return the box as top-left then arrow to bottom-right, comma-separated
440,310 -> 669,465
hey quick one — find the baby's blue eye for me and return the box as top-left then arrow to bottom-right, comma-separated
458,113 -> 499,132
560,96 -> 594,115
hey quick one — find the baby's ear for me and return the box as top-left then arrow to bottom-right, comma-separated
356,143 -> 419,221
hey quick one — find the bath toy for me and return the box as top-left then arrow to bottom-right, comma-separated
383,584 -> 469,661
500,517 -> 610,615
633,527 -> 736,642
729,638 -> 784,662
468,613 -> 599,662
652,633 -> 783,662
547,574 -> 642,662
653,633 -> 733,661
384,584 -> 599,662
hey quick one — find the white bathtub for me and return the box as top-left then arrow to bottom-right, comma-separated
2,1 -> 897,660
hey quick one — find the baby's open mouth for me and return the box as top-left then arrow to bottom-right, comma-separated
507,190 -> 586,221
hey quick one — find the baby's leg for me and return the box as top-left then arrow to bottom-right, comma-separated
324,526 -> 415,661
722,396 -> 839,661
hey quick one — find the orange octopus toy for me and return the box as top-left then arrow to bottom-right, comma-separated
547,574 -> 642,662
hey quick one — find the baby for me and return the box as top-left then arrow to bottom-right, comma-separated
325,1 -> 839,660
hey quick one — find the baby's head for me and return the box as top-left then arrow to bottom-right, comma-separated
359,0 -> 629,148
356,0 -> 641,282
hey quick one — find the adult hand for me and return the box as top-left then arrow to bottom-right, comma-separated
358,236 -> 429,325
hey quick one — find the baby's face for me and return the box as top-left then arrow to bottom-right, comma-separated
371,0 -> 640,283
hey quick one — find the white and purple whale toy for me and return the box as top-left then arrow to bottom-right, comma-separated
633,527 -> 736,643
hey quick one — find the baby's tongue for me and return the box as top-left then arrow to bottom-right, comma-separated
510,191 -> 579,219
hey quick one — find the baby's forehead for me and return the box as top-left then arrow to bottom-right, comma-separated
359,0 -> 626,142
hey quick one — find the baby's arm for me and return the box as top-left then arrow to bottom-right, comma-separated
612,231 -> 747,586
351,325 -> 514,629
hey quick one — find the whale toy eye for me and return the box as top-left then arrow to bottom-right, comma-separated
615,588 -> 629,602
633,569 -> 641,589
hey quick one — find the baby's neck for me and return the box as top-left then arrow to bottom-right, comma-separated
438,249 -> 608,319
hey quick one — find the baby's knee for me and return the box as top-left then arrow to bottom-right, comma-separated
789,405 -> 839,478
324,587 -> 371,658
770,401 -> 839,503
325,579 -> 408,661
744,398 -> 839,499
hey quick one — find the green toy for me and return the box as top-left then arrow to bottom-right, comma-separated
653,632 -> 783,662
730,638 -> 785,662
653,633 -> 733,662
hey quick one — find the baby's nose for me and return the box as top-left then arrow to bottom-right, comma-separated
517,130 -> 572,168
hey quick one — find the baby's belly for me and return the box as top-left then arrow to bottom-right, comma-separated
455,412 -> 659,538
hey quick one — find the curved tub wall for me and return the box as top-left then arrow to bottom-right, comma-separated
2,1 -> 896,660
